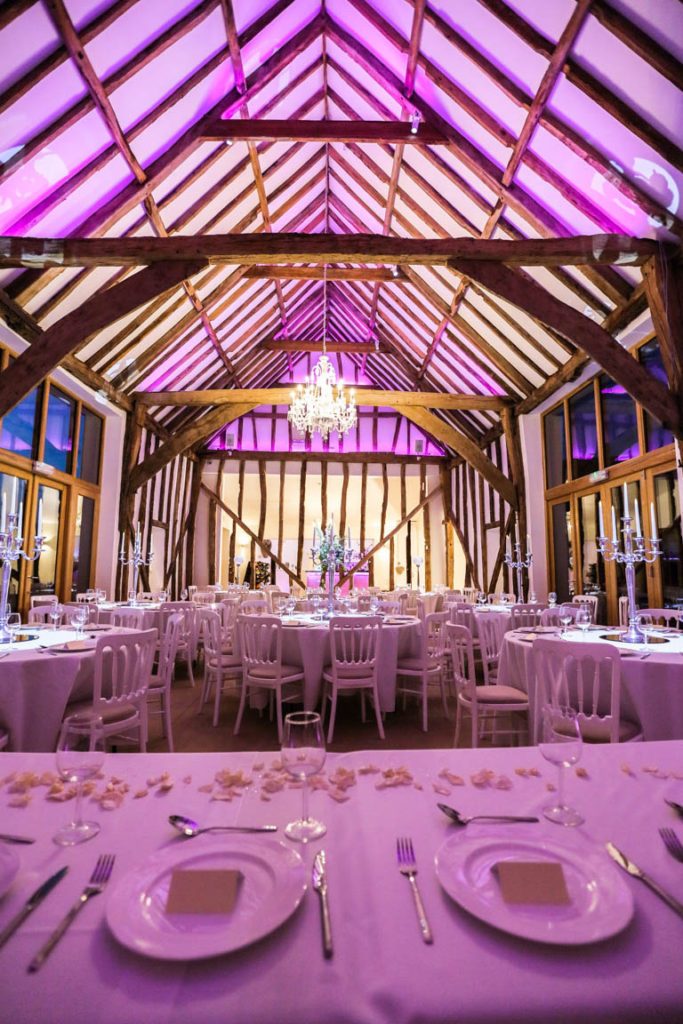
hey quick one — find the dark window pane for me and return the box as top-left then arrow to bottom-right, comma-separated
654,470 -> 683,610
569,385 -> 599,478
640,339 -> 674,451
0,384 -> 41,458
31,484 -> 61,596
599,373 -> 640,466
0,473 -> 28,613
544,405 -> 567,488
77,408 -> 102,483
611,482 -> 647,609
577,493 -> 607,623
71,495 -> 95,598
44,387 -> 75,473
551,501 -> 574,603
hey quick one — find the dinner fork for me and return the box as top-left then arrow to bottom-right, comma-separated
659,828 -> 683,864
28,854 -> 115,972
396,837 -> 433,944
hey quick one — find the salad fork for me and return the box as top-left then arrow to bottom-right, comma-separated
396,837 -> 433,944
28,854 -> 115,972
659,827 -> 683,863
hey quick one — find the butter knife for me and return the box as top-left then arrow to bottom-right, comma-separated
606,842 -> 683,918
0,867 -> 68,949
0,834 -> 35,844
312,850 -> 333,958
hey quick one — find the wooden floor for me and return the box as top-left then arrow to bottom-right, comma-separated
146,664 -> 468,755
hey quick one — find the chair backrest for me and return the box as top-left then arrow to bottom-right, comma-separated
200,610 -> 223,658
357,593 -> 372,611
532,638 -> 623,743
638,608 -> 683,630
30,594 -> 57,608
187,585 -> 197,599
110,607 -> 146,628
396,592 -> 409,614
93,629 -> 157,713
379,600 -> 399,614
572,594 -> 598,622
220,597 -> 241,630
463,587 -> 477,603
540,607 -> 563,627
270,592 -> 289,614
558,603 -> 580,621
155,613 -> 183,688
237,614 -> 282,675
444,589 -> 463,601
477,613 -> 508,676
449,603 -> 475,631
423,611 -> 449,662
446,622 -> 477,699
28,605 -> 54,624
240,599 -> 268,615
328,615 -> 381,681
510,603 -> 546,629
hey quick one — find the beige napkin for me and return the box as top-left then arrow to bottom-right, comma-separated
166,868 -> 243,914
495,861 -> 570,905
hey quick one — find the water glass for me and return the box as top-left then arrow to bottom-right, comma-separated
575,607 -> 592,639
281,712 -> 326,842
54,711 -> 105,846
285,597 -> 296,619
71,605 -> 88,635
539,704 -> 584,827
7,612 -> 21,647
548,592 -> 557,607
559,610 -> 574,640
49,602 -> 64,628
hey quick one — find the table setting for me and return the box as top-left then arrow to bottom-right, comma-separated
0,734 -> 682,1023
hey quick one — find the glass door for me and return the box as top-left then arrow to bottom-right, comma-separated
548,499 -> 575,602
648,467 -> 683,610
29,480 -> 66,601
608,478 -> 648,617
70,494 -> 96,599
576,490 -> 607,623
0,469 -> 30,613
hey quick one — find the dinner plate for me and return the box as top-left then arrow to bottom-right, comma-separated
106,837 -> 307,960
384,616 -> 417,624
0,843 -> 20,899
42,639 -> 97,653
435,834 -> 633,945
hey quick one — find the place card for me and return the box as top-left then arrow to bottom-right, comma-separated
494,861 -> 570,905
166,868 -> 243,914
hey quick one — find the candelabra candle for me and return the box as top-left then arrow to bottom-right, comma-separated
597,504 -> 661,644
503,541 -> 532,603
0,511 -> 45,643
311,525 -> 358,617
118,526 -> 153,605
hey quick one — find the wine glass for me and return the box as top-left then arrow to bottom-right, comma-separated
71,605 -> 88,635
575,606 -> 592,639
310,593 -> 321,620
548,592 -> 558,607
49,602 -> 63,629
559,608 -> 574,640
285,596 -> 296,619
54,711 -> 105,846
281,711 -> 326,843
7,612 -> 21,649
539,704 -> 584,827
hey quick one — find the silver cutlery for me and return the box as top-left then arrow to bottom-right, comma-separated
606,842 -> 683,918
665,799 -> 683,818
0,867 -> 68,950
168,814 -> 277,837
28,854 -> 115,972
437,803 -> 539,826
312,850 -> 333,959
0,833 -> 36,844
397,837 -> 433,944
659,827 -> 683,863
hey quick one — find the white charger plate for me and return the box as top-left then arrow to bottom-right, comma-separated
106,837 -> 306,960
0,844 -> 20,898
435,834 -> 633,945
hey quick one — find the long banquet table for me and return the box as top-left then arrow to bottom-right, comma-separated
1,741 -> 682,1023
497,627 -> 683,742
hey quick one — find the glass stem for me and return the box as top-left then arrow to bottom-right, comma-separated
301,777 -> 310,823
74,781 -> 84,827
557,764 -> 566,809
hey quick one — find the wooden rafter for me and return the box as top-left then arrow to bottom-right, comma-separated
134,389 -> 510,411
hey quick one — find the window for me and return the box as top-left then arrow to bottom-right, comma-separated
544,404 -> 567,488
77,408 -> 102,484
30,484 -> 62,596
611,481 -> 647,609
44,387 -> 76,473
550,501 -> 574,603
568,385 -> 599,479
599,373 -> 639,466
653,470 -> 682,609
639,339 -> 674,451
0,473 -> 28,612
71,495 -> 95,598
0,384 -> 42,459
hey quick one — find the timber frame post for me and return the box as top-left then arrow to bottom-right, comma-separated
501,407 -> 527,599
116,401 -> 146,600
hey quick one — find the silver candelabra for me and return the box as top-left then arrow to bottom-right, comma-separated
311,520 -> 358,617
504,541 -> 532,603
412,555 -> 424,590
597,493 -> 660,644
0,510 -> 45,643
119,526 -> 153,605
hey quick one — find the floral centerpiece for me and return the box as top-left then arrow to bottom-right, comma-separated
311,520 -> 357,616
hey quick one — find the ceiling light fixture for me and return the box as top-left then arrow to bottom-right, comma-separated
288,263 -> 357,440
410,110 -> 420,134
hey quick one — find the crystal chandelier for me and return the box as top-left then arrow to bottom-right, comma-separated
288,264 -> 357,440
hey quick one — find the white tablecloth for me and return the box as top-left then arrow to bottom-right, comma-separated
1,742 -> 682,1023
498,630 -> 683,741
280,616 -> 421,711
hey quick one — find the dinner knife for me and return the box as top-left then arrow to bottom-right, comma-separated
312,850 -> 333,959
0,867 -> 68,949
0,834 -> 35,845
606,842 -> 683,918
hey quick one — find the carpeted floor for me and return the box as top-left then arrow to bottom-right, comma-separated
146,664 -> 474,754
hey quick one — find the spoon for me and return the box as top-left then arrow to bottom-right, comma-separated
169,814 -> 277,837
437,803 -> 539,826
665,799 -> 683,818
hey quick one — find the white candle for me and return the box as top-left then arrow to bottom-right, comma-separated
622,483 -> 630,519
650,501 -> 658,540
611,505 -> 618,543
37,498 -> 43,537
0,493 -> 5,533
10,477 -> 17,514
634,498 -> 642,536
598,500 -> 605,538
17,501 -> 23,531
119,533 -> 125,557
136,521 -> 141,542
526,534 -> 531,553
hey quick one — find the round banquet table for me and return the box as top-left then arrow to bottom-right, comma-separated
470,605 -> 511,638
277,614 -> 422,712
0,625 -> 142,752
94,602 -> 162,629
497,626 -> 683,742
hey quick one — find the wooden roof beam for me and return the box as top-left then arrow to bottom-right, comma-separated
263,339 -> 392,353
134,388 -> 510,411
202,118 -> 450,144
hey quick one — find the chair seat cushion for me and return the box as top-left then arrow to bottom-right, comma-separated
206,653 -> 241,669
397,657 -> 441,673
248,663 -> 303,681
578,716 -> 642,743
462,683 -> 528,704
67,699 -> 139,725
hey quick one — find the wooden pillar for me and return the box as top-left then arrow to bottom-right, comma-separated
440,462 -> 454,589
360,463 -> 368,585
421,462 -> 432,591
184,460 -> 202,591
339,462 -> 349,538
116,402 -> 145,599
296,461 -> 307,583
321,461 -> 328,528
501,407 -> 527,598
277,461 -> 285,575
